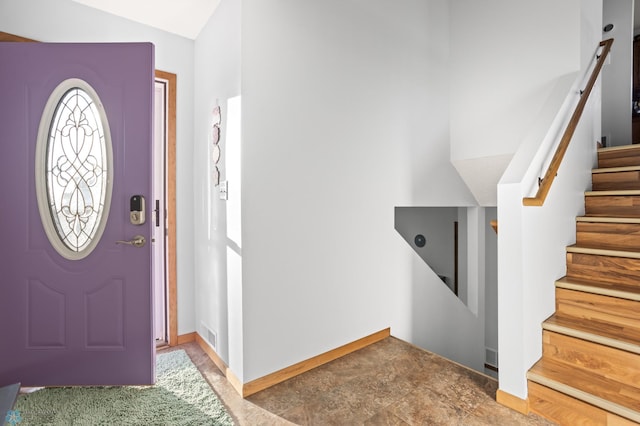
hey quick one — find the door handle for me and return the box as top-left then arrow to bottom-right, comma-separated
115,235 -> 146,248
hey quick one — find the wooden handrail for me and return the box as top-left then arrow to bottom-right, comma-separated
523,39 -> 613,206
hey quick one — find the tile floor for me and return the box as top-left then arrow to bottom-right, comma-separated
163,337 -> 556,425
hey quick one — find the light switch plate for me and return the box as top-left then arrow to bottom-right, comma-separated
219,180 -> 228,200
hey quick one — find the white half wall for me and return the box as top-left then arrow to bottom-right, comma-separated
0,0 -> 196,335
497,0 -> 602,399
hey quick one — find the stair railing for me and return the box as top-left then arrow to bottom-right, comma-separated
523,38 -> 614,206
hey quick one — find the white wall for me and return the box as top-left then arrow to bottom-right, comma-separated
239,0 -> 480,382
407,207 -> 486,371
497,0 -> 602,399
602,0 -> 633,146
393,206 -> 489,369
193,0 -> 243,379
0,0 -> 196,334
449,0 -> 581,205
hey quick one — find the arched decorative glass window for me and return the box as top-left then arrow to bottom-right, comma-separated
36,78 -> 113,260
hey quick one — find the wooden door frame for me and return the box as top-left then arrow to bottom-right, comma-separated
0,31 -> 179,347
0,32 -> 33,42
155,69 -> 178,346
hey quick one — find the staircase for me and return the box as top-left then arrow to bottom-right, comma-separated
527,144 -> 640,425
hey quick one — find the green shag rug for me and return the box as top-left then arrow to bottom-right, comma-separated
12,350 -> 234,425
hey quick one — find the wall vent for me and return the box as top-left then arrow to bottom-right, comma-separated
485,347 -> 498,368
200,322 -> 217,351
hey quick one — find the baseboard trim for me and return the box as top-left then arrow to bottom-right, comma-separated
242,328 -> 391,397
177,332 -> 196,345
496,389 -> 529,415
194,333 -> 244,396
194,328 -> 390,398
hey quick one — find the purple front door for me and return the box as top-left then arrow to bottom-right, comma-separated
0,43 -> 155,386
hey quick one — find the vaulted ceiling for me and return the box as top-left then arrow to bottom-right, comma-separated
71,0 -> 221,39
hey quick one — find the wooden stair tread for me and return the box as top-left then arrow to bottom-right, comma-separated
529,381 -> 639,425
567,244 -> 640,258
583,191 -> 640,217
577,216 -> 640,224
566,251 -> 640,287
556,276 -> 640,301
575,221 -> 640,252
527,358 -> 640,422
585,189 -> 640,196
582,212 -> 640,218
598,144 -> 640,153
597,145 -> 640,168
591,167 -> 640,191
544,314 -> 640,354
592,165 -> 640,173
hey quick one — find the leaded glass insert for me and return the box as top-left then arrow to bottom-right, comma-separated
36,79 -> 112,260
46,87 -> 107,252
